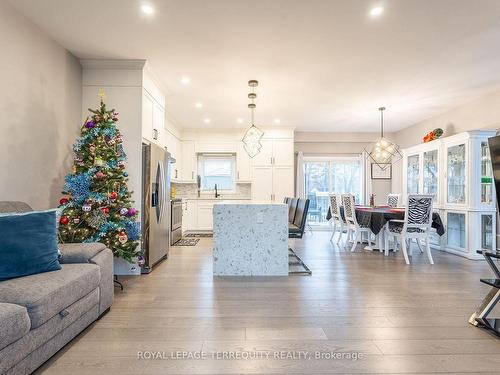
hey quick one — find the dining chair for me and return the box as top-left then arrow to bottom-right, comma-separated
387,193 -> 401,208
384,194 -> 434,265
328,193 -> 345,244
341,193 -> 373,252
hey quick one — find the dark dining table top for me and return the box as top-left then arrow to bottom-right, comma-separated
326,205 -> 445,236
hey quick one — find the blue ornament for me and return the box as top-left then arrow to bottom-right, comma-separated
123,172 -> 128,177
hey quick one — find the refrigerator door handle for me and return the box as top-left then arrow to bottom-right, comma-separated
158,161 -> 166,224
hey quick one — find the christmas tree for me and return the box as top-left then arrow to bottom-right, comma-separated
58,94 -> 142,263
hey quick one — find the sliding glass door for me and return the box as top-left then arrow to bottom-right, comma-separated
303,156 -> 363,227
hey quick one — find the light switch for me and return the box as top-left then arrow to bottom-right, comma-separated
256,212 -> 264,224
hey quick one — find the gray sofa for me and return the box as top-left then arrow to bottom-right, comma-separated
0,202 -> 114,375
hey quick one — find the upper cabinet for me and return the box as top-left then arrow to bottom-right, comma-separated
252,139 -> 294,166
236,143 -> 252,182
181,140 -> 196,182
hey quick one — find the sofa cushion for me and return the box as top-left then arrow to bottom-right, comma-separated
0,303 -> 30,351
0,263 -> 100,329
0,209 -> 61,280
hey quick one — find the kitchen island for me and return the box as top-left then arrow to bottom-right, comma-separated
213,201 -> 289,276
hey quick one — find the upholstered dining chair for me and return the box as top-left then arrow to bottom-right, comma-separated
341,193 -> 373,252
328,193 -> 345,244
387,193 -> 401,207
384,194 -> 434,265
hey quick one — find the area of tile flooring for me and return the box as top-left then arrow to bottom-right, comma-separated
35,232 -> 500,374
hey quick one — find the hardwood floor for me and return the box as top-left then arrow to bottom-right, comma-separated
36,232 -> 500,374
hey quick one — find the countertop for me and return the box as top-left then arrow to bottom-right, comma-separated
175,196 -> 252,201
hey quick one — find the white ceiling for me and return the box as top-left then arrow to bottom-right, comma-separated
9,0 -> 500,132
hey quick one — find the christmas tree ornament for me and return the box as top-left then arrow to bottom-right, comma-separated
73,217 -> 81,224
95,171 -> 106,179
112,112 -> 119,121
137,255 -> 145,266
120,207 -> 129,215
85,120 -> 95,129
127,208 -> 137,217
82,203 -> 92,212
87,210 -> 106,229
59,216 -> 69,225
107,137 -> 116,146
118,231 -> 128,244
101,207 -> 110,215
116,134 -> 123,143
59,197 -> 69,205
109,191 -> 118,200
123,172 -> 128,177
117,160 -> 126,168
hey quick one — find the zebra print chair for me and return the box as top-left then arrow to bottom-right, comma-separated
387,193 -> 401,208
341,193 -> 373,252
384,194 -> 434,265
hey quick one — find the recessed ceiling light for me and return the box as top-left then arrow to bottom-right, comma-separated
370,6 -> 384,17
181,76 -> 191,85
274,118 -> 281,124
195,102 -> 203,108
203,118 -> 211,124
141,4 -> 154,14
237,118 -> 244,124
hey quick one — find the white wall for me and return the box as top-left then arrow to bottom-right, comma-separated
0,0 -> 82,209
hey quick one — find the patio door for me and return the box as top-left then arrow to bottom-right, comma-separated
303,156 -> 363,228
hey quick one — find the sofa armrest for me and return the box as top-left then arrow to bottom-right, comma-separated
59,243 -> 114,315
59,243 -> 107,264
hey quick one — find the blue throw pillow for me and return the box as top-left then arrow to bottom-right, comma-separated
0,209 -> 61,280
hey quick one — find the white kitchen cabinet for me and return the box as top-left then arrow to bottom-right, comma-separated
141,91 -> 154,142
402,130 -> 497,259
182,200 -> 197,233
251,166 -> 274,201
181,140 -> 196,182
152,102 -> 164,144
272,139 -> 294,166
272,166 -> 294,203
236,143 -> 252,181
167,136 -> 182,181
197,201 -> 215,230
251,139 -> 274,166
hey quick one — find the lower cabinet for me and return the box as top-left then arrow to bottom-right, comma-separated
182,200 -> 198,233
197,201 -> 215,230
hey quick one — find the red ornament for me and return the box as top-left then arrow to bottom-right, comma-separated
59,216 -> 69,225
109,191 -> 118,200
101,207 -> 110,214
95,171 -> 106,179
59,197 -> 69,205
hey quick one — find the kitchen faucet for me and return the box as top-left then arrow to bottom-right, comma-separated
214,184 -> 220,198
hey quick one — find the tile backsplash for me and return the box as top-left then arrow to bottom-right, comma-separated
172,182 -> 251,199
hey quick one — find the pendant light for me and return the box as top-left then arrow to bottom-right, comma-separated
242,80 -> 264,158
366,107 -> 402,170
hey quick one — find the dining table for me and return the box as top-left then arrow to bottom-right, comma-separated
326,205 -> 445,251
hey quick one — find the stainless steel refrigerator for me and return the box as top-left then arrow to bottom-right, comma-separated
141,143 -> 173,273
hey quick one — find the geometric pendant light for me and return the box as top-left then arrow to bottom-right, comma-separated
242,80 -> 264,158
365,107 -> 402,170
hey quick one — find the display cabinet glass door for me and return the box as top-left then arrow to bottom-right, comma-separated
423,150 -> 438,199
447,212 -> 466,249
407,154 -> 420,194
447,144 -> 466,204
481,214 -> 493,251
480,141 -> 493,204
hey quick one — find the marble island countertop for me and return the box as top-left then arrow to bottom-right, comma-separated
175,196 -> 252,201
213,202 -> 289,276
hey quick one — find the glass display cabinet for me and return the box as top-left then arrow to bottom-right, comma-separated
402,130 -> 497,259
